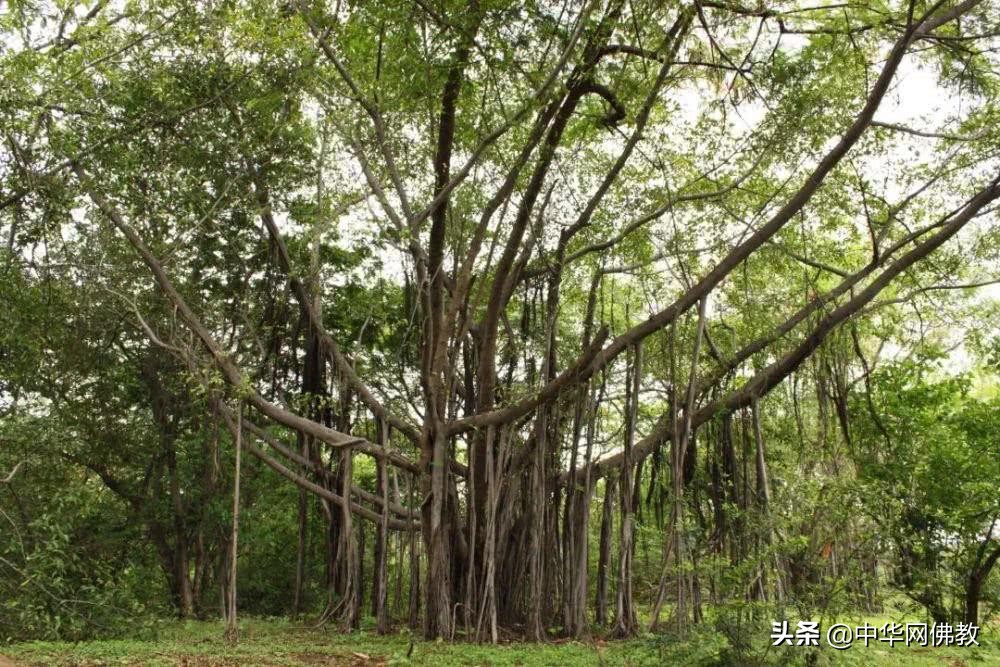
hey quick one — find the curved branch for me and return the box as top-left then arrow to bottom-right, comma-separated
455,14 -> 924,435
217,403 -> 417,531
577,175 -> 1000,482
872,120 -> 990,142
248,168 -> 421,443
0,462 -> 24,484
576,81 -> 627,127
72,163 -> 384,457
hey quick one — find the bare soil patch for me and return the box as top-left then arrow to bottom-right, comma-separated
292,653 -> 386,666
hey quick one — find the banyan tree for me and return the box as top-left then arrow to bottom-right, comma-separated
2,0 -> 999,641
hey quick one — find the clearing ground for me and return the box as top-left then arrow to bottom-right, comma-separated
2,618 -> 997,666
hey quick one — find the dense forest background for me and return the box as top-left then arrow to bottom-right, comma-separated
1,0 -> 999,663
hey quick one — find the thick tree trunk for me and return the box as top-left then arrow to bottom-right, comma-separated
374,420 -> 391,634
422,425 -> 453,639
408,472 -> 421,630
612,343 -> 642,638
595,475 -> 616,627
293,433 -> 309,617
168,459 -> 193,617
338,447 -> 359,629
224,407 -> 242,643
965,545 -> 1000,625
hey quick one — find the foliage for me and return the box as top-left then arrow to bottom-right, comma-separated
852,360 -> 1000,623
2,0 -> 1000,654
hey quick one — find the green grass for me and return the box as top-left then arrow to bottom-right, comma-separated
2,618 -> 651,666
2,616 -> 997,666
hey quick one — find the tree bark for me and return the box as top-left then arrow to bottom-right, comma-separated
966,544 -> 1000,625
612,343 -> 642,638
595,475 -> 616,627
224,406 -> 242,643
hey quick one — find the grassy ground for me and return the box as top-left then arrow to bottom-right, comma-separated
2,616 -> 997,666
